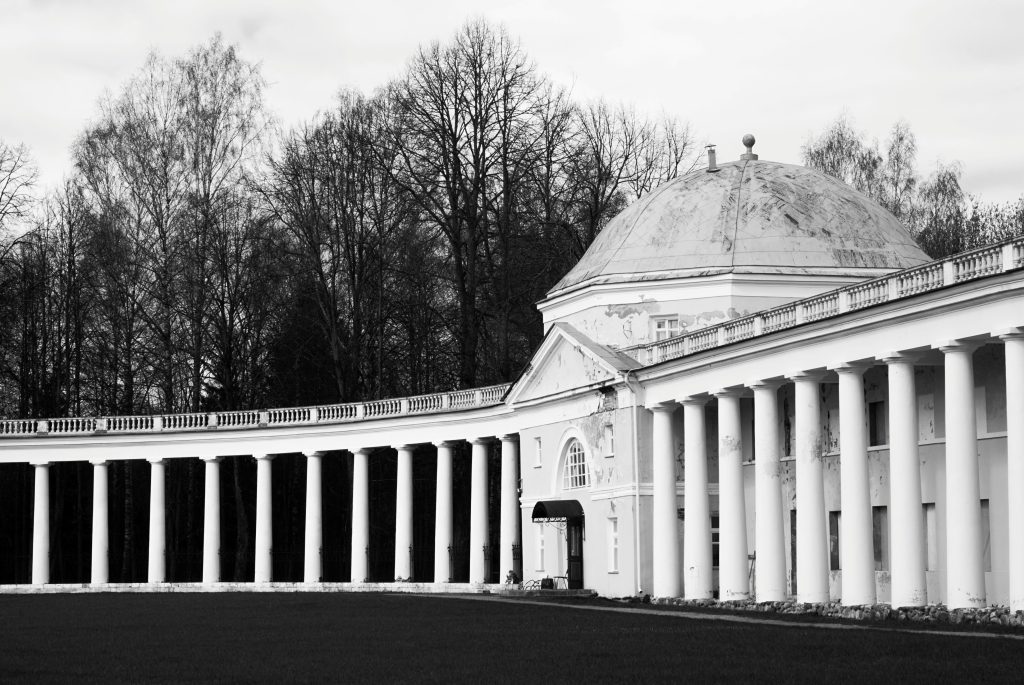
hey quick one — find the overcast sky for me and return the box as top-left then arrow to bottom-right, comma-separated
3,0 -> 1022,202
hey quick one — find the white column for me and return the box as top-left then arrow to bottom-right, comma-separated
791,372 -> 829,604
882,353 -> 927,607
499,435 -> 520,583
148,458 -> 166,583
90,460 -> 109,584
394,445 -> 414,581
937,340 -> 985,609
31,462 -> 49,585
651,402 -> 680,597
469,439 -> 490,583
434,442 -> 454,583
202,457 -> 221,584
714,391 -> 748,600
682,398 -> 712,599
304,451 -> 323,583
1000,330 -> 1024,611
752,381 -> 786,601
835,363 -> 875,605
351,448 -> 370,583
254,453 -> 274,583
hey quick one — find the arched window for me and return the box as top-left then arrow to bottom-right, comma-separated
562,438 -> 590,490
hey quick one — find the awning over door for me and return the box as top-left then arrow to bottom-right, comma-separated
532,500 -> 584,522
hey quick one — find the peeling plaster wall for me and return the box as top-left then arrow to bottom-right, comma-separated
558,295 -> 800,349
518,390 -> 642,597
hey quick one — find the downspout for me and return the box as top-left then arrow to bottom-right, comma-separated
622,368 -> 644,594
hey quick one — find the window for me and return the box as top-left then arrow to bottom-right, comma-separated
562,439 -> 590,490
872,506 -> 889,572
654,317 -> 680,341
829,511 -> 841,571
869,401 -> 887,446
603,424 -> 615,458
536,525 -> 545,572
711,514 -> 720,568
607,518 -> 619,572
534,437 -> 542,468
924,503 -> 937,571
982,499 -> 992,572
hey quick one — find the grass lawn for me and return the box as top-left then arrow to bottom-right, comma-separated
0,592 -> 1021,683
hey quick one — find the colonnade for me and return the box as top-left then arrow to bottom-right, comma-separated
652,333 -> 1024,610
27,435 -> 521,587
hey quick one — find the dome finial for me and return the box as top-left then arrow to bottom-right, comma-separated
740,134 -> 758,161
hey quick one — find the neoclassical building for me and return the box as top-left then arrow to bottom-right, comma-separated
3,137 -> 1023,611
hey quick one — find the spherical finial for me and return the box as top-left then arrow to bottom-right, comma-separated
742,133 -> 755,151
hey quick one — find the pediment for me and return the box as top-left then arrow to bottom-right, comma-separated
506,323 -> 641,405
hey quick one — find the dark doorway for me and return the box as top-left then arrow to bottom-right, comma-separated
567,518 -> 584,589
531,500 -> 585,590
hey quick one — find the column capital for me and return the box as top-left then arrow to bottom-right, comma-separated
30,460 -> 50,467
350,447 -> 373,457
787,369 -> 828,382
89,459 -> 108,466
712,387 -> 746,399
201,455 -> 223,464
933,339 -> 983,354
433,440 -> 457,449
877,350 -> 922,365
995,326 -> 1024,341
303,450 -> 325,459
499,434 -> 519,443
393,444 -> 416,453
147,457 -> 165,465
679,395 -> 708,406
829,361 -> 874,375
470,437 -> 492,446
747,377 -> 785,391
646,400 -> 677,413
253,453 -> 275,462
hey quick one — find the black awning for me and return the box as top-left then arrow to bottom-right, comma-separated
532,500 -> 584,521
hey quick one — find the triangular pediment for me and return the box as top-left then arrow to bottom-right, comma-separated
506,323 -> 641,405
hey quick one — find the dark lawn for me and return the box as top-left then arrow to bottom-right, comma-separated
0,593 -> 1021,683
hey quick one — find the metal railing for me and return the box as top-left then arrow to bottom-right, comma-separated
632,236 -> 1024,366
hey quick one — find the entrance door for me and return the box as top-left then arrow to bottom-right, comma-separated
567,518 -> 584,589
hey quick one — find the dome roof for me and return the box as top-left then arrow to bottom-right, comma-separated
549,157 -> 931,298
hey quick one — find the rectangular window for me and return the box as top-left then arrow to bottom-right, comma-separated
536,525 -> 545,572
711,514 -> 720,568
790,509 -> 797,594
869,401 -> 887,446
982,499 -> 992,572
603,424 -> 615,458
872,506 -> 889,572
534,437 -> 542,468
924,503 -> 937,571
653,317 -> 680,341
829,511 -> 841,571
608,518 -> 619,572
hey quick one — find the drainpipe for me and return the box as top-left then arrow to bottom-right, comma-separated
622,368 -> 644,595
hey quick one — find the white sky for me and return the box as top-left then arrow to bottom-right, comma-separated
3,0 -> 1023,202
